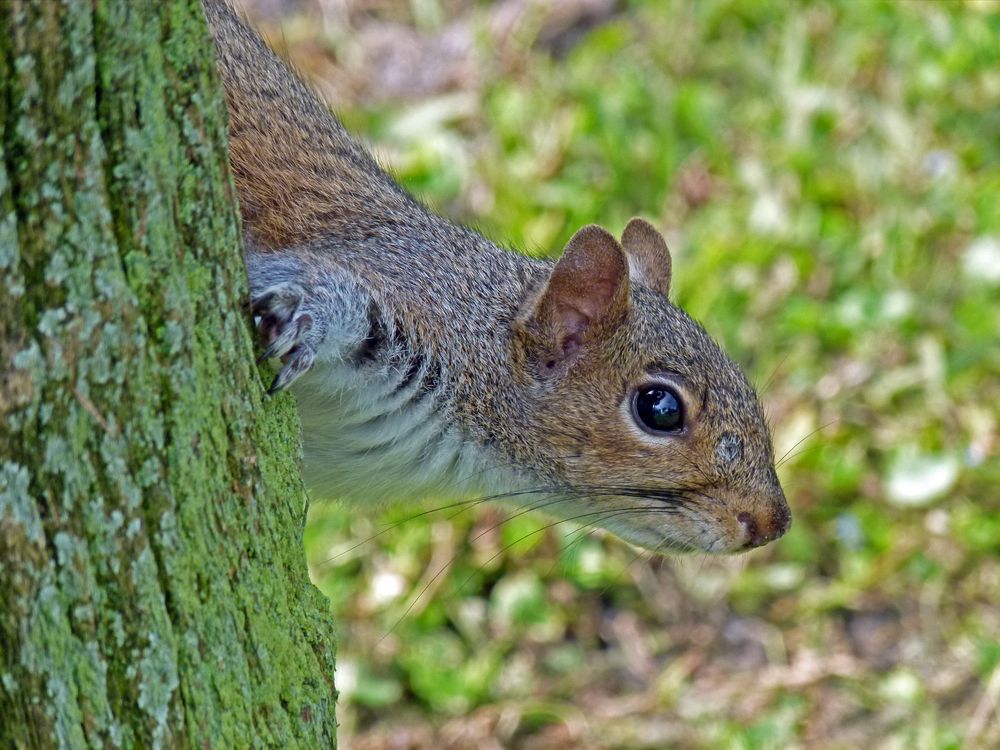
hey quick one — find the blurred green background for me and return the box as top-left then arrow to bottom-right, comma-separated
242,0 -> 999,747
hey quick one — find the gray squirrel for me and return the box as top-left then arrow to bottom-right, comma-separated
202,0 -> 790,553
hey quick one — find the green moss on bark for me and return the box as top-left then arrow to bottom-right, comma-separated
0,1 -> 337,747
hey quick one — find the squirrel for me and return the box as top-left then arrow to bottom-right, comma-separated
202,0 -> 791,554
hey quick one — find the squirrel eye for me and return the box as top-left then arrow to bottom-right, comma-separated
632,386 -> 684,434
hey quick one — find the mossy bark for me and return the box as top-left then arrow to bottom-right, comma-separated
0,1 -> 337,747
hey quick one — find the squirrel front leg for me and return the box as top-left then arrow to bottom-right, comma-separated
245,248 -> 371,393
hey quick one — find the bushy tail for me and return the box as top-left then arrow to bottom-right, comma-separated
202,0 -> 413,248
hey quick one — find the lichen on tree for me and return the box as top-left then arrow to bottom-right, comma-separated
0,2 -> 337,747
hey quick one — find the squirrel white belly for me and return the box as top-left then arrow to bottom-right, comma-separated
206,0 -> 792,554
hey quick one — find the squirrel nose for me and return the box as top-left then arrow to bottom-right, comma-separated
738,502 -> 791,549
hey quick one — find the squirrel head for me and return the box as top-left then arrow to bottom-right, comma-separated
512,219 -> 790,554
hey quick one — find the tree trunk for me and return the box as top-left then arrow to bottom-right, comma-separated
0,2 -> 337,747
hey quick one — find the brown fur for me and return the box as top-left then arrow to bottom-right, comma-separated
205,1 -> 412,247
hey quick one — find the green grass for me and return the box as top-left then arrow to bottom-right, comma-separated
261,0 -> 1000,746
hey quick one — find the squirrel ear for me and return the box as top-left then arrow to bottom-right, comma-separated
621,218 -> 672,297
530,225 -> 629,365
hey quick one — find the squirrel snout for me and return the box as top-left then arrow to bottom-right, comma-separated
737,501 -> 791,549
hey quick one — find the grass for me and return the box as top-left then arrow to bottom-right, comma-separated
250,0 -> 1000,747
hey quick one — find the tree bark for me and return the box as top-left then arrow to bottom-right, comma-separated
0,2 -> 337,747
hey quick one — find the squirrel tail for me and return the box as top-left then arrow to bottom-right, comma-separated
202,0 -> 414,248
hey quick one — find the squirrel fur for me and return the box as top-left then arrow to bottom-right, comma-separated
202,0 -> 791,553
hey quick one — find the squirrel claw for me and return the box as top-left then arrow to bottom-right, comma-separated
257,313 -> 313,364
267,346 -> 316,394
249,281 -> 319,392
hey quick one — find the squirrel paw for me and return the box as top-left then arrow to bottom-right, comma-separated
249,283 -> 317,394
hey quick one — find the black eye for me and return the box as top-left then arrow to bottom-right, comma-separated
632,386 -> 684,434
